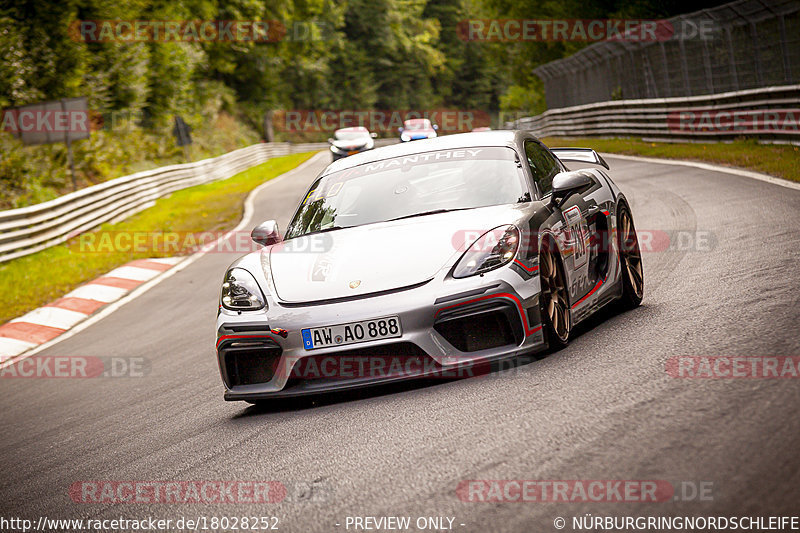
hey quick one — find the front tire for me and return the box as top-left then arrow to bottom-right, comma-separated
616,204 -> 644,309
539,238 -> 571,350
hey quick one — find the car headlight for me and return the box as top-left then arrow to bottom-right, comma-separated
400,133 -> 410,142
221,268 -> 267,311
330,145 -> 344,154
453,225 -> 520,278
427,132 -> 436,138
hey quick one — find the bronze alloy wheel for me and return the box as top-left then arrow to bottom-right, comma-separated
617,205 -> 644,308
539,239 -> 571,347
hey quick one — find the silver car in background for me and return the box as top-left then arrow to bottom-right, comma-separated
328,126 -> 377,161
216,130 -> 644,403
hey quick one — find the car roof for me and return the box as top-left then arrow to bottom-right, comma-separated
404,118 -> 431,125
322,130 -> 527,175
335,126 -> 369,133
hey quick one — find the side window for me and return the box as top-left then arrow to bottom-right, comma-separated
524,141 -> 560,196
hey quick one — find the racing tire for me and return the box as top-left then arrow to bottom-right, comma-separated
616,204 -> 644,310
539,238 -> 571,351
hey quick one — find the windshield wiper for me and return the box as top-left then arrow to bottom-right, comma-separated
386,208 -> 467,222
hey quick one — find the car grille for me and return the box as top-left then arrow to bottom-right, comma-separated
219,337 -> 282,387
434,300 -> 523,352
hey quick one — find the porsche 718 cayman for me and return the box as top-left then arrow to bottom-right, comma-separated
216,131 -> 644,402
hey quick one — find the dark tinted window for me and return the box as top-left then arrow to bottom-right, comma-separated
524,141 -> 560,196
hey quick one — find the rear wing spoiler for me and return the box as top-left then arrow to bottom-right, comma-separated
550,148 -> 609,170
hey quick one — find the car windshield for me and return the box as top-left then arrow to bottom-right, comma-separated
335,130 -> 369,140
285,146 -> 528,239
404,120 -> 430,131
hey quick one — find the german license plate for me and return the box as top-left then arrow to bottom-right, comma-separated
302,316 -> 402,350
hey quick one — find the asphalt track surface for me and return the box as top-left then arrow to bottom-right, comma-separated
2,151 -> 800,532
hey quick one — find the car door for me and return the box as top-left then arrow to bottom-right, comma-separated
523,139 -> 594,305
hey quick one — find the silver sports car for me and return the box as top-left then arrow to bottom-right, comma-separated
216,131 -> 643,403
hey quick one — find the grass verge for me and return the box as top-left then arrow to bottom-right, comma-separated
542,137 -> 800,183
0,151 -> 316,325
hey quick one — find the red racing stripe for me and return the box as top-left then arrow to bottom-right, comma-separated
571,276 -> 606,308
513,259 -> 539,273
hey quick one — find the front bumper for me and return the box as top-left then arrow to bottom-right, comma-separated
331,146 -> 370,160
216,268 -> 546,400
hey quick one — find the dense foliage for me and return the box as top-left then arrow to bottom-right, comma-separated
0,0 -> 728,207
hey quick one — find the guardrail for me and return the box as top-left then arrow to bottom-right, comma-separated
0,141 -> 334,263
509,84 -> 800,144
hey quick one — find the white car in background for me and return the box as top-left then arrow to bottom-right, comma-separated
328,126 -> 377,161
399,118 -> 438,142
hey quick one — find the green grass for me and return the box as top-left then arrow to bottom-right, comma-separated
542,137 -> 800,183
0,151 -> 315,325
1,112 -> 263,210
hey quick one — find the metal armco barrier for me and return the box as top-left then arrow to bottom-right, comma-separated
509,84 -> 800,143
0,141 -> 335,263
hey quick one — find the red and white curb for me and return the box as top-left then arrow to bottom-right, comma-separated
0,257 -> 183,359
0,151 -> 328,369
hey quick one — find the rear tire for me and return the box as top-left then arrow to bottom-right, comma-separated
539,238 -> 571,350
616,204 -> 644,309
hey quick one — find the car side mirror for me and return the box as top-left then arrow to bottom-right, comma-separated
251,220 -> 282,246
327,138 -> 334,144
370,132 -> 378,138
550,171 -> 594,208
397,127 -> 404,133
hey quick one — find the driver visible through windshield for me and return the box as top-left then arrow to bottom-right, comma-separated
285,146 -> 528,239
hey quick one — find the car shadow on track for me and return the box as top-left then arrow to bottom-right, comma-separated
231,302 -> 644,418
231,379 -> 455,417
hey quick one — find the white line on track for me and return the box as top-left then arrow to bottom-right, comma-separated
0,151 -> 327,370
